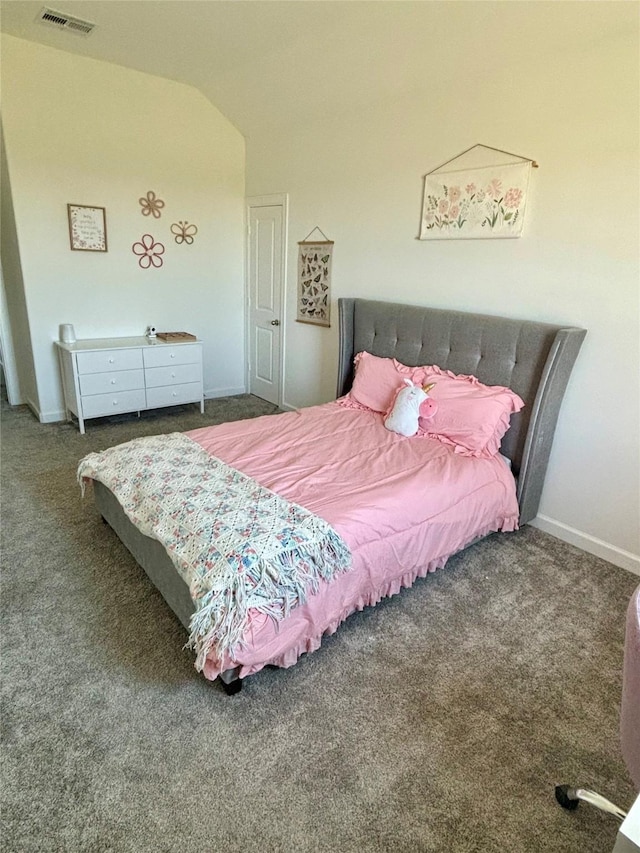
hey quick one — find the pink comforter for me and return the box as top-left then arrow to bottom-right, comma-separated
187,401 -> 519,680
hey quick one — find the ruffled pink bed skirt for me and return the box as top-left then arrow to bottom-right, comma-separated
202,516 -> 518,681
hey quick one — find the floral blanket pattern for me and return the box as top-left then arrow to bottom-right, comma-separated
78,433 -> 351,668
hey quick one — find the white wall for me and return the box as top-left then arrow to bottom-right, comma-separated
246,22 -> 640,570
0,35 -> 247,421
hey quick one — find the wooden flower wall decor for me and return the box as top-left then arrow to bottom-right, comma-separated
129,190 -> 199,269
132,234 -> 165,269
139,191 -> 165,219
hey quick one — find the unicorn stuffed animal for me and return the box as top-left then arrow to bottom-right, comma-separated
384,379 -> 436,437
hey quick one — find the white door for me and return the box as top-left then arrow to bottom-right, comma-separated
247,195 -> 287,406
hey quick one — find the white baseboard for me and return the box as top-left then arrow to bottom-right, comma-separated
39,408 -> 66,423
32,391 -> 250,421
27,397 -> 63,424
532,514 -> 640,577
26,396 -> 39,420
205,386 -> 246,399
26,395 -> 67,424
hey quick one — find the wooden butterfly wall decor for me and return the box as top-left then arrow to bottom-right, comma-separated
296,239 -> 334,327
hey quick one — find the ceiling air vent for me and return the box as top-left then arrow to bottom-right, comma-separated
36,7 -> 96,36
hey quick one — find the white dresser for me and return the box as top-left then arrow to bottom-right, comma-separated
55,336 -> 204,434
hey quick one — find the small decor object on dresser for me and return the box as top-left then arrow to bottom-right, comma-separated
156,332 -> 197,342
67,204 -> 107,252
59,324 -> 76,344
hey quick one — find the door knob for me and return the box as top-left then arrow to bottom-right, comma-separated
270,319 -> 280,326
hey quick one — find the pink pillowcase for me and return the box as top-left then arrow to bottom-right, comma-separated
341,352 -> 524,458
346,351 -> 415,413
417,365 -> 524,457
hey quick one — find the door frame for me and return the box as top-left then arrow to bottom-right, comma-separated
245,193 -> 289,408
0,259 -> 21,405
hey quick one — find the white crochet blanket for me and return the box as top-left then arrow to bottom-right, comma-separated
78,433 -> 351,668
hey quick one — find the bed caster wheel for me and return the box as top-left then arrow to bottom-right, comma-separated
220,678 -> 243,696
555,785 -> 579,810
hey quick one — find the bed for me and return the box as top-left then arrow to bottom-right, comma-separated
82,298 -> 586,693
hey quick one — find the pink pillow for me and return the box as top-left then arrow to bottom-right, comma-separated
345,352 -> 416,413
340,352 -> 523,458
417,365 -> 524,457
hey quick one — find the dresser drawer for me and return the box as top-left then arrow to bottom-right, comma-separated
146,382 -> 202,409
143,344 -> 201,369
79,369 -> 144,397
81,388 -> 147,419
77,348 -> 143,375
144,363 -> 201,389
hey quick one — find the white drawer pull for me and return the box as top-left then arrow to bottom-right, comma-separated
111,380 -> 116,385
172,392 -> 177,397
113,400 -> 118,406
108,358 -> 114,363
171,373 -> 175,378
170,354 -> 175,359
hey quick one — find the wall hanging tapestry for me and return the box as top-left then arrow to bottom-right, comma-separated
297,227 -> 333,327
67,204 -> 107,252
419,144 -> 537,240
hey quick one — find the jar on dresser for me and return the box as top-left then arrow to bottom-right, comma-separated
55,336 -> 204,434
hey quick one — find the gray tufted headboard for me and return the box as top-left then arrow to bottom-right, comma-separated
336,298 -> 586,525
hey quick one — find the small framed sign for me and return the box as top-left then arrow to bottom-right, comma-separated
67,204 -> 107,252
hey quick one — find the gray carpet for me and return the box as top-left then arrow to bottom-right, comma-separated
1,396 -> 637,852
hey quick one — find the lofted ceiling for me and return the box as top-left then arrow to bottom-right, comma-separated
0,1 -> 631,138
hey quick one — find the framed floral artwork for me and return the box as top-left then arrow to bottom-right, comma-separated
67,204 -> 107,252
419,160 -> 531,240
